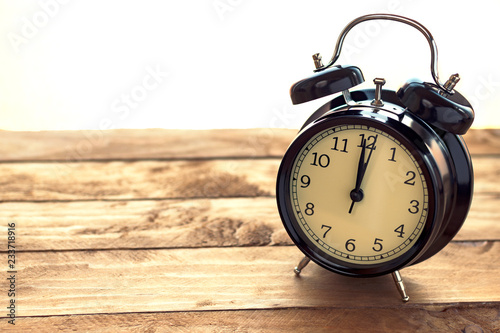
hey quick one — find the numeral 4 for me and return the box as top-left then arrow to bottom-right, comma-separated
394,224 -> 405,238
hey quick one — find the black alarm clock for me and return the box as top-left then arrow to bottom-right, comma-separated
276,14 -> 474,302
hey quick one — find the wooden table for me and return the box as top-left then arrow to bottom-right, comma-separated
1,128 -> 499,332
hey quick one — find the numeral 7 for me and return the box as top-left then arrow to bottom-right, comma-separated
321,225 -> 332,238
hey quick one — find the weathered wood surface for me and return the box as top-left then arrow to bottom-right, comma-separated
2,242 -> 500,318
0,157 -> 498,201
5,306 -> 499,333
0,128 -> 498,161
0,128 -> 499,332
0,128 -> 295,161
2,196 -> 499,252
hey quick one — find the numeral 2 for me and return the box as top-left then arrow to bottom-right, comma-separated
404,171 -> 416,185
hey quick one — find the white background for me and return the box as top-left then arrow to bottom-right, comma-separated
1,0 -> 499,131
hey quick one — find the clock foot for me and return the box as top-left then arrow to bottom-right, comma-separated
294,256 -> 311,275
391,270 -> 410,302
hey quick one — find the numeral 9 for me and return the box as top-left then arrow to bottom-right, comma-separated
300,175 -> 310,188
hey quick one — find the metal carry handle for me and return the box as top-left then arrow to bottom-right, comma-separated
315,14 -> 456,93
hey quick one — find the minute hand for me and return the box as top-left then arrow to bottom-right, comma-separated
353,139 -> 367,192
349,136 -> 377,213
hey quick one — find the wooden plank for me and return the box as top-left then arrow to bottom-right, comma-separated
473,156 -> 500,194
1,198 -> 288,251
0,128 -> 497,162
4,306 -> 499,332
0,128 -> 296,161
463,128 -> 500,155
2,195 -> 497,252
464,193 -> 500,241
0,156 -> 496,202
0,159 -> 279,201
2,243 -> 499,317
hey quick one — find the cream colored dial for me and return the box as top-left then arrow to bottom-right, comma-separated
291,124 -> 429,264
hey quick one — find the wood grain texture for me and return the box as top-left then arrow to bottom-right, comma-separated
463,128 -> 500,155
0,128 -> 296,161
473,156 -> 500,194
0,128 -> 498,162
0,128 -> 498,331
0,156 -> 497,202
1,198 -> 287,251
2,243 -> 499,317
4,306 -> 499,332
0,160 -> 278,201
2,195 -> 497,252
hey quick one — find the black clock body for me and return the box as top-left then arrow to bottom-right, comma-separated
276,89 -> 473,277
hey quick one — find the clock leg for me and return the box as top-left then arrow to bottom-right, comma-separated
294,256 -> 311,275
391,270 -> 410,302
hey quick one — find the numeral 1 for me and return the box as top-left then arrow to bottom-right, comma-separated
388,147 -> 396,162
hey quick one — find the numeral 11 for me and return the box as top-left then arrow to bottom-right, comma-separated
332,137 -> 348,153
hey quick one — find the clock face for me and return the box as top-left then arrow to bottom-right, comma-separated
287,122 -> 431,267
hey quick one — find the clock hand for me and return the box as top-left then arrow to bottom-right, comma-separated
353,138 -> 367,192
349,136 -> 377,213
349,138 -> 366,214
